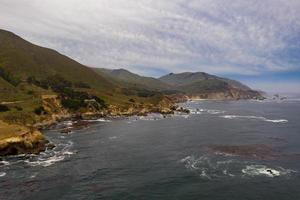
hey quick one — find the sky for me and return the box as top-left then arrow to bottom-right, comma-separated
0,0 -> 300,93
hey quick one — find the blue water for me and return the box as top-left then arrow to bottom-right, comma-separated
1,99 -> 300,200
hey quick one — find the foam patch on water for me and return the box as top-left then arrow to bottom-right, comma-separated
109,136 -> 118,140
220,115 -> 288,123
130,113 -> 165,121
180,154 -> 296,179
242,165 -> 295,177
0,160 -> 10,166
180,155 -> 233,179
24,141 -> 74,167
0,172 -> 6,177
189,108 -> 225,115
84,118 -> 111,122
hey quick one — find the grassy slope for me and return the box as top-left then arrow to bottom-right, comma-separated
159,72 -> 252,93
93,68 -> 171,91
0,29 -> 115,93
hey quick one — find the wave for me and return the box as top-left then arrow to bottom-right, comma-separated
25,141 -> 74,167
109,136 -> 118,140
189,108 -> 225,115
220,115 -> 288,123
130,113 -> 165,121
0,172 -> 6,177
84,118 -> 111,122
0,160 -> 10,166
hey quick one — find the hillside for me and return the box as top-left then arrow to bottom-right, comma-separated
0,29 -> 170,127
93,68 -> 172,92
0,29 -> 115,92
159,72 -> 262,99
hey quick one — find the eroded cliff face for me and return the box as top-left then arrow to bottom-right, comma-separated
33,95 -> 71,128
0,121 -> 50,156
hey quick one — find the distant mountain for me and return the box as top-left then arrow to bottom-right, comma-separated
159,72 -> 262,99
93,68 -> 172,92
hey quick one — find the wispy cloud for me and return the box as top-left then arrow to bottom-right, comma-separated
0,0 -> 299,78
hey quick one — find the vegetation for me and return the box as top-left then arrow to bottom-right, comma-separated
34,106 -> 46,115
28,75 -> 106,111
0,105 -> 10,112
0,66 -> 21,86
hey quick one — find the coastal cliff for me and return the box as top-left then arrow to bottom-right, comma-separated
0,121 -> 51,156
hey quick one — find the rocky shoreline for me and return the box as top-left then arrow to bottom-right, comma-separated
0,94 -> 185,156
0,93 -> 264,157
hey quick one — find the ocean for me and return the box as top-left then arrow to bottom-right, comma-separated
1,98 -> 300,200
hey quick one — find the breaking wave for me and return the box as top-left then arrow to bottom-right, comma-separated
0,172 -> 6,177
84,118 -> 111,122
189,108 -> 225,115
220,115 -> 288,123
25,141 -> 75,167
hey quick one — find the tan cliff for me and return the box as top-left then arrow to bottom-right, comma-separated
0,121 -> 51,156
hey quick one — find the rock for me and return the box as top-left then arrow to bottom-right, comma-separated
45,142 -> 56,150
176,107 -> 190,114
0,123 -> 49,156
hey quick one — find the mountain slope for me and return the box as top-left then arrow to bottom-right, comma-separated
159,72 -> 262,99
0,29 -> 113,92
0,29 -> 172,126
93,68 -> 172,91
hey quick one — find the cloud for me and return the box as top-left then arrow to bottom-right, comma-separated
0,0 -> 300,78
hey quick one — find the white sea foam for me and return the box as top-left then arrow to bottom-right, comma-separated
84,118 -> 111,122
242,165 -> 295,177
180,155 -> 296,179
220,115 -> 288,123
138,114 -> 164,121
64,121 -> 73,126
109,136 -> 118,140
0,172 -> 6,177
30,173 -> 38,178
189,108 -> 225,115
0,160 -> 10,166
25,141 -> 74,167
25,155 -> 66,167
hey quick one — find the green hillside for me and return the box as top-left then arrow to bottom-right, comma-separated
160,72 -> 251,91
93,68 -> 172,92
159,72 -> 262,99
0,29 -> 114,92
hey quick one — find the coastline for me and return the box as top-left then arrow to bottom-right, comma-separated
0,93 -> 264,156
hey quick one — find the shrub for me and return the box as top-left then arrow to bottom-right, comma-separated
137,89 -> 156,97
34,106 -> 46,115
61,98 -> 85,111
0,105 -> 10,112
0,67 -> 21,86
27,90 -> 34,95
14,106 -> 23,111
74,82 -> 91,89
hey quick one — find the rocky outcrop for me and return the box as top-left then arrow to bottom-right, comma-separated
0,121 -> 52,156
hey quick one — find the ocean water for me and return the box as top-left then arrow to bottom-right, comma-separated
1,99 -> 300,200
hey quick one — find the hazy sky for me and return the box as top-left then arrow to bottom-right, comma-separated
0,0 -> 299,93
